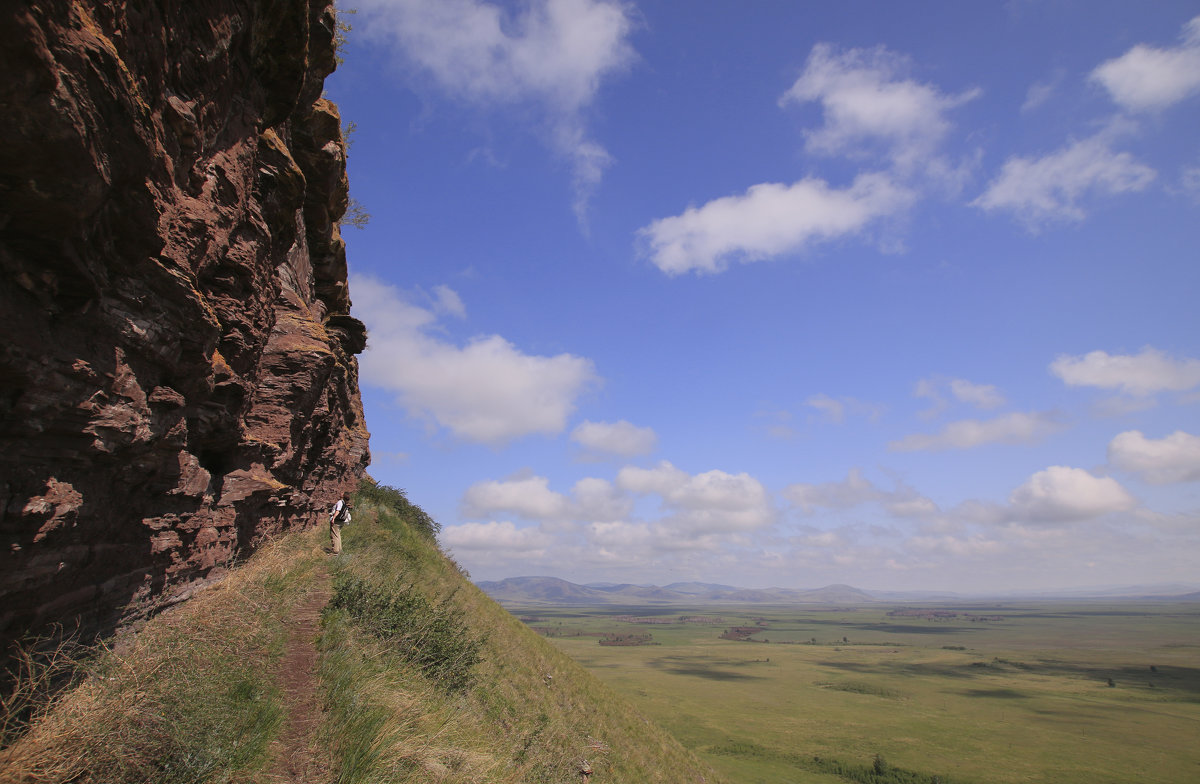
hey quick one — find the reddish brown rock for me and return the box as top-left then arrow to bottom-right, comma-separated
0,0 -> 369,654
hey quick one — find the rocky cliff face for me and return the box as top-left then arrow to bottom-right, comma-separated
0,0 -> 369,652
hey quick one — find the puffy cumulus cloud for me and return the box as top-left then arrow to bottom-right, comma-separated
780,43 -> 980,172
784,468 -> 938,519
570,477 -> 633,522
972,133 -> 1155,226
1108,430 -> 1200,484
441,520 -> 550,553
1050,347 -> 1200,397
570,419 -> 657,457
462,474 -> 570,520
1091,16 -> 1200,113
1008,466 -> 1136,523
616,461 -> 776,534
889,411 -> 1064,452
462,474 -> 633,522
638,172 -> 912,275
353,275 -> 597,445
357,0 -> 636,219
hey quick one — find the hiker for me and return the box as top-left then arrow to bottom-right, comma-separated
329,491 -> 351,554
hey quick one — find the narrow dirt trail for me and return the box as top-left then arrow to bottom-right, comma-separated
264,563 -> 333,783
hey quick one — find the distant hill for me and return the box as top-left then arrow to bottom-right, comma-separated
477,577 -> 1200,606
476,576 -> 878,605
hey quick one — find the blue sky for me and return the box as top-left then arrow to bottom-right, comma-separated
328,0 -> 1200,592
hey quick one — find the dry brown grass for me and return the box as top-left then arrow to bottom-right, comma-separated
0,528 -> 326,784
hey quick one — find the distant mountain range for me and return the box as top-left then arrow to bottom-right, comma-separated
475,576 -> 1200,606
476,576 -> 876,605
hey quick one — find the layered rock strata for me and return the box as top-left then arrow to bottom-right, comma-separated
0,0 -> 369,652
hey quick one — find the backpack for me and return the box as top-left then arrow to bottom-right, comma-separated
335,507 -> 351,525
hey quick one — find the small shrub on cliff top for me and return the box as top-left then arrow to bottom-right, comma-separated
355,478 -> 441,538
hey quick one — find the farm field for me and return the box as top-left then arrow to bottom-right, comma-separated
516,602 -> 1200,783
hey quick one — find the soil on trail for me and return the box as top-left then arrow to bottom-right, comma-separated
265,565 -> 333,783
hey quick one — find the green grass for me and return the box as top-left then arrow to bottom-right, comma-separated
318,481 -> 726,783
0,527 -> 327,782
522,602 -> 1200,784
4,481 -> 724,783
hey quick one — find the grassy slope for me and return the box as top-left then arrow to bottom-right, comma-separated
1,483 -> 723,783
322,483 -> 723,783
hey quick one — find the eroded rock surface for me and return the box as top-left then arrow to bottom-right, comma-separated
0,0 -> 369,651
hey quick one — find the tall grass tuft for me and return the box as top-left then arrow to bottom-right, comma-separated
327,573 -> 483,693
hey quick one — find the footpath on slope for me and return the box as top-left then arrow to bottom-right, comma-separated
264,561 -> 333,784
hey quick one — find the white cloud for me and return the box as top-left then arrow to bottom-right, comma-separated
441,520 -> 550,552
616,461 -> 775,534
353,275 -> 597,444
357,0 -> 636,219
571,419 -> 657,457
915,376 -> 1005,418
949,379 -> 1005,409
432,284 -> 466,318
783,468 -> 938,519
890,411 -> 1063,452
805,394 -> 845,424
1008,466 -> 1136,522
638,172 -> 912,275
973,133 -> 1156,226
1108,430 -> 1200,484
571,477 -> 633,521
780,43 -> 980,172
1050,347 -> 1200,396
804,394 -> 885,424
462,474 -> 570,520
783,467 -> 880,513
1021,70 -> 1064,113
1091,16 -> 1200,112
462,473 -> 633,523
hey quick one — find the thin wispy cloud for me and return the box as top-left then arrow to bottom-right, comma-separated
780,43 -> 980,173
972,132 -> 1156,226
805,394 -> 884,424
357,0 -> 636,220
890,411 -> 1064,452
784,468 -> 937,518
1021,69 -> 1064,113
915,377 -> 1006,419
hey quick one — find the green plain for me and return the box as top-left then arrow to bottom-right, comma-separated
516,602 -> 1200,783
